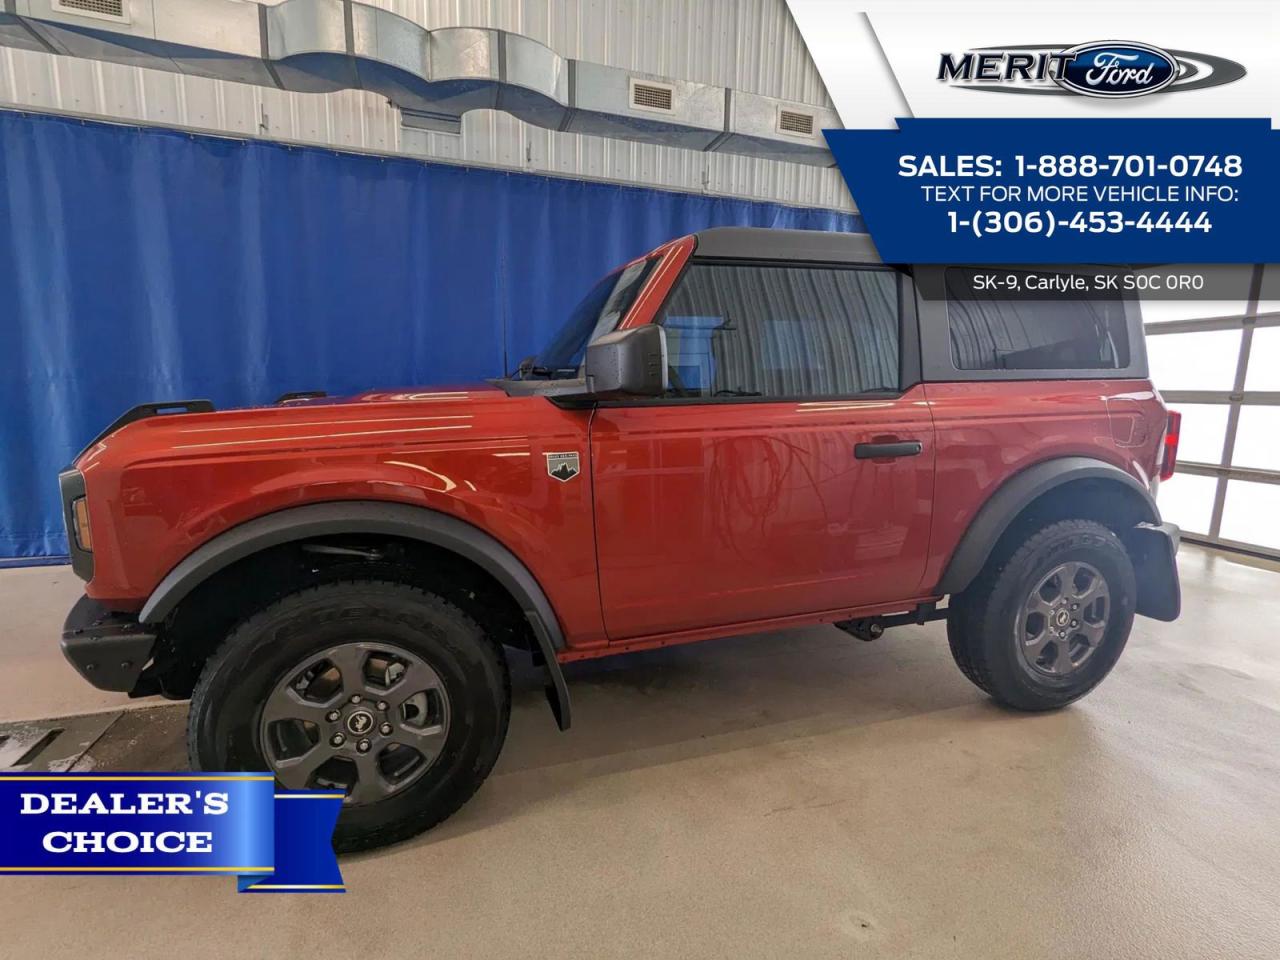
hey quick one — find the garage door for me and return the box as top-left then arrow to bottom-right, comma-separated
1146,264 -> 1280,559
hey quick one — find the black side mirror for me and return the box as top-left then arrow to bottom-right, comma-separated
584,325 -> 668,398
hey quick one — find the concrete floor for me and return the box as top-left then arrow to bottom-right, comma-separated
1,544 -> 1278,958
0,563 -> 140,721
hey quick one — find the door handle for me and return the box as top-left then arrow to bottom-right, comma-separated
855,440 -> 923,460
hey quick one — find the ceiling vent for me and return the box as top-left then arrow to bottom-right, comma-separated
630,79 -> 675,113
0,3 -> 839,166
52,0 -> 127,22
777,108 -> 816,137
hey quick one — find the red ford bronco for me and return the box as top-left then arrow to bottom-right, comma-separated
58,228 -> 1181,850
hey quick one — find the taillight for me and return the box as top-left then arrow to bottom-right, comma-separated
1159,410 -> 1181,481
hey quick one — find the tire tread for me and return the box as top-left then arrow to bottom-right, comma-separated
946,519 -> 1134,711
188,579 -> 511,852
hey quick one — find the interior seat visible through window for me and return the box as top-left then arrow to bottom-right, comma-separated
656,262 -> 901,399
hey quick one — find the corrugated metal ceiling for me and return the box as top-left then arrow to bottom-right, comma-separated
0,0 -> 855,211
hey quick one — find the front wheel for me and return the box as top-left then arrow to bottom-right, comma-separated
947,519 -> 1136,711
188,580 -> 510,852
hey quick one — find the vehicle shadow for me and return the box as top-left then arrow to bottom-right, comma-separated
77,620 -> 1003,861
349,621 -> 994,860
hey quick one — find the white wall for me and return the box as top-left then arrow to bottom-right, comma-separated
0,0 -> 855,211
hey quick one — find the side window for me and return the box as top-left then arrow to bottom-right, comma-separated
656,263 -> 900,399
946,268 -> 1130,371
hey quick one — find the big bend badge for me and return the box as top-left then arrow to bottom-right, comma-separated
545,451 -> 580,483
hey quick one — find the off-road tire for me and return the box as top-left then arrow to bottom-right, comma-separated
947,519 -> 1136,711
188,580 -> 510,852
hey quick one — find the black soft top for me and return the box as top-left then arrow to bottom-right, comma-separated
692,227 -> 883,265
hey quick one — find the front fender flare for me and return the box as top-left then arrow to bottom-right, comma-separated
139,501 -> 573,729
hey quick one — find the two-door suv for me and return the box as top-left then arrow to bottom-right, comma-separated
58,228 -> 1181,850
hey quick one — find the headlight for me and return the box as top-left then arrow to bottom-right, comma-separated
58,468 -> 94,581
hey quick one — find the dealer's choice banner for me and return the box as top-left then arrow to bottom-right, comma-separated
0,774 -> 344,893
785,1 -> 1280,266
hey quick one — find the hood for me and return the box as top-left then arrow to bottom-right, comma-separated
76,383 -> 523,471
294,383 -> 505,406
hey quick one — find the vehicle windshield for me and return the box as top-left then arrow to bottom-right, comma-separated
516,258 -> 655,378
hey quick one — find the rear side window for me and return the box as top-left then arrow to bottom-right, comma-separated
656,262 -> 900,399
946,268 -> 1130,371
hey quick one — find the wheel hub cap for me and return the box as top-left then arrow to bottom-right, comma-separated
258,641 -> 451,805
1018,561 -> 1111,678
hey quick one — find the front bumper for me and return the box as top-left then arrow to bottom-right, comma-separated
61,596 -> 157,693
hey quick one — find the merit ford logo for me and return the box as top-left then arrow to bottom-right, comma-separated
938,41 -> 1245,98
1057,42 -> 1176,98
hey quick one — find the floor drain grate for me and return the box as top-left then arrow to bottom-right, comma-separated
0,713 -> 121,772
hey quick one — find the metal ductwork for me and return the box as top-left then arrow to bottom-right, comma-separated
0,0 -> 839,166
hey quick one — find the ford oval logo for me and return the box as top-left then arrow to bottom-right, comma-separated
1056,41 -> 1178,98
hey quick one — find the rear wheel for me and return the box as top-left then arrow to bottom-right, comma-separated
188,580 -> 510,852
947,519 -> 1136,711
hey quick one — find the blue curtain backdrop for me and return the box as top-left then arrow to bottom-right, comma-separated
0,109 -> 860,561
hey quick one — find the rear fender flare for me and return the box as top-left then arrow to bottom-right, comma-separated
935,457 -> 1162,598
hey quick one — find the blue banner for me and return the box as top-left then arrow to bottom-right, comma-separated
826,118 -> 1280,263
0,109 -> 861,562
0,774 -> 343,893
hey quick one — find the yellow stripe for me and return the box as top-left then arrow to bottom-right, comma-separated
0,866 -> 273,872
274,793 -> 345,800
0,776 -> 273,782
245,884 -> 346,890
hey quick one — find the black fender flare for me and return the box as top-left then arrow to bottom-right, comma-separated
935,457 -> 1177,619
139,501 -> 572,729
